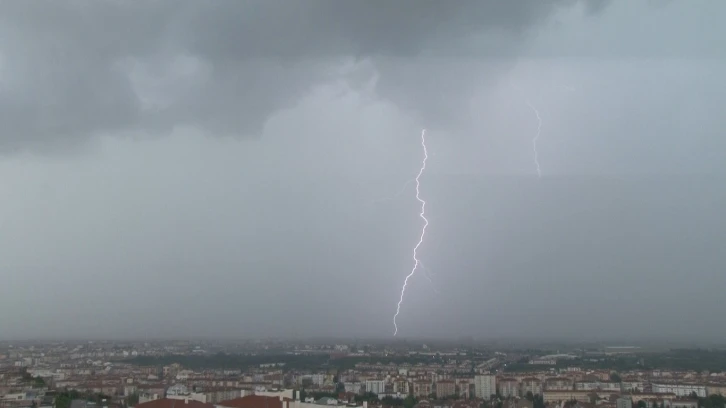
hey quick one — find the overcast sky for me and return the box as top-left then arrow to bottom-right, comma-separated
1,1 -> 725,341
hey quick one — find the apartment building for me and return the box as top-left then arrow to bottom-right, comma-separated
413,380 -> 433,398
575,381 -> 621,392
707,384 -> 726,396
365,380 -> 386,395
436,380 -> 456,398
475,375 -> 496,400
651,384 -> 707,398
520,378 -> 542,396
542,391 -> 593,403
544,378 -> 573,391
344,383 -> 362,394
456,379 -> 474,399
392,378 -> 410,395
622,381 -> 645,392
498,378 -> 519,398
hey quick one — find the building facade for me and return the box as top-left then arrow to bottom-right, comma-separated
436,380 -> 456,398
499,379 -> 519,398
475,375 -> 496,400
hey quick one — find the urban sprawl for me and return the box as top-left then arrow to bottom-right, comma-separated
2,341 -> 726,408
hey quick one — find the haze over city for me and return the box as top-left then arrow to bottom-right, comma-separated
0,1 -> 724,340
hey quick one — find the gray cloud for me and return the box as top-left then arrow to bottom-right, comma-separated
1,1 -> 725,341
0,0 -> 611,150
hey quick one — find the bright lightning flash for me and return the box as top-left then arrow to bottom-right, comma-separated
523,98 -> 543,178
393,129 -> 429,336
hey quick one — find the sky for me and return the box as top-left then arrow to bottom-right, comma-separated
1,0 -> 725,341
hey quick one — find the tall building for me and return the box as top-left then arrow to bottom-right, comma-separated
393,378 -> 410,395
499,378 -> 520,398
521,378 -> 543,396
475,375 -> 497,400
456,379 -> 474,399
436,380 -> 456,398
413,380 -> 433,398
365,380 -> 386,395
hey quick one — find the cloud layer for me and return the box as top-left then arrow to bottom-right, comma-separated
1,1 -> 726,340
0,0 -> 611,150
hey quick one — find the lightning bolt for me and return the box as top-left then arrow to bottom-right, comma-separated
419,260 -> 439,295
393,128 -> 429,336
524,98 -> 543,178
510,78 -> 543,178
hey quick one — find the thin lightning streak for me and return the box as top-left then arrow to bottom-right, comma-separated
419,260 -> 439,295
524,98 -> 543,178
393,129 -> 429,336
513,78 -> 575,178
369,178 -> 415,205
510,78 -> 543,178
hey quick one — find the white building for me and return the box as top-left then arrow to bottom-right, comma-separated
139,393 -> 161,404
168,392 -> 208,403
256,389 -> 294,400
366,380 -> 386,395
475,375 -> 496,400
521,378 -> 543,396
575,381 -> 621,392
167,384 -> 189,396
345,382 -> 362,394
621,381 -> 644,392
499,379 -> 519,398
311,374 -> 326,386
651,384 -> 707,398
176,370 -> 194,380
529,359 -> 556,365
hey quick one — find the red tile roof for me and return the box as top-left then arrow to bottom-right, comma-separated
218,395 -> 283,408
135,398 -> 214,408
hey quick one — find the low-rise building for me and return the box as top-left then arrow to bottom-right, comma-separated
651,384 -> 707,398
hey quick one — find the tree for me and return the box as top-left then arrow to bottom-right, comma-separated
32,377 -> 46,388
55,390 -> 82,408
127,393 -> 140,407
697,394 -> 726,408
403,395 -> 417,408
354,393 -> 379,403
526,392 -> 534,402
637,401 -> 646,408
610,373 -> 622,383
381,397 -> 404,407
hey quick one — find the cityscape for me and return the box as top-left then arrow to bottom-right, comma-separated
2,340 -> 726,408
1,3 -> 723,408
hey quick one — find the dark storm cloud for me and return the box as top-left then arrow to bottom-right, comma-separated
0,0 -> 607,150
